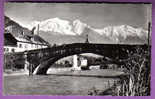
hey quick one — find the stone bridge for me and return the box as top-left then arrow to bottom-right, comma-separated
25,43 -> 148,75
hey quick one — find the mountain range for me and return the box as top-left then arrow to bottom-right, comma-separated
5,16 -> 149,45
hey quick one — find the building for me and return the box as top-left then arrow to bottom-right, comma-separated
72,54 -> 88,70
4,30 -> 50,53
79,56 -> 88,67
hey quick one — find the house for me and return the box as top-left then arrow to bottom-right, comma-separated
4,30 -> 50,53
79,56 -> 88,67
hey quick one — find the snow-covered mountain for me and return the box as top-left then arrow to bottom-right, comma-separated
32,18 -> 89,36
32,17 -> 75,35
73,19 -> 89,35
31,17 -> 148,44
93,25 -> 148,43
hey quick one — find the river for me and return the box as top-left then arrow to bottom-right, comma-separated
3,69 -> 124,95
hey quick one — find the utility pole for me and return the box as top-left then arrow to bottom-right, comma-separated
37,24 -> 40,36
148,22 -> 151,47
148,22 -> 151,69
37,24 -> 40,49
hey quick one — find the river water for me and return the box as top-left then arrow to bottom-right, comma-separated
3,69 -> 124,95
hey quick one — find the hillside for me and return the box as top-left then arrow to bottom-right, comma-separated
4,16 -> 32,37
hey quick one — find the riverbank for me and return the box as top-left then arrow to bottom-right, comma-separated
3,67 -> 72,76
3,67 -> 125,78
47,67 -> 72,74
48,68 -> 125,78
3,69 -> 29,76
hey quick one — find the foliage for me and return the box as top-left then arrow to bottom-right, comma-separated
115,46 -> 151,96
4,52 -> 25,70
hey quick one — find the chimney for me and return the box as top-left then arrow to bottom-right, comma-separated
37,24 -> 39,36
31,27 -> 36,35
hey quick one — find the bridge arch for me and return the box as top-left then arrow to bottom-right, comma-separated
34,52 -> 111,75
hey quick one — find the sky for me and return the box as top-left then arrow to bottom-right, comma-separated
4,2 -> 152,30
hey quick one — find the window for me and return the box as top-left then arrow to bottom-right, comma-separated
19,44 -> 22,48
6,48 -> 9,52
25,44 -> 27,48
11,48 -> 15,52
31,44 -> 33,48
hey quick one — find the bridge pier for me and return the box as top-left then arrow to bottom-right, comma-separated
24,51 -> 33,76
24,52 -> 29,72
72,55 -> 81,70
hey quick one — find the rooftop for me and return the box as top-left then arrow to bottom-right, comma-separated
4,30 -> 50,46
4,33 -> 17,46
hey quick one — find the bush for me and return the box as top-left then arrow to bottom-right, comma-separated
115,46 -> 151,96
4,52 -> 25,70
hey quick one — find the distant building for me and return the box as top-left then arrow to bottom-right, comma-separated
79,56 -> 88,67
4,30 -> 50,53
72,55 -> 88,70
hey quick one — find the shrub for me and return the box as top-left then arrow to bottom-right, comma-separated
116,46 -> 151,96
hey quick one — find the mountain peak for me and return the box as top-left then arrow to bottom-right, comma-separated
73,19 -> 88,35
33,17 -> 76,35
32,18 -> 89,36
93,25 -> 148,43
